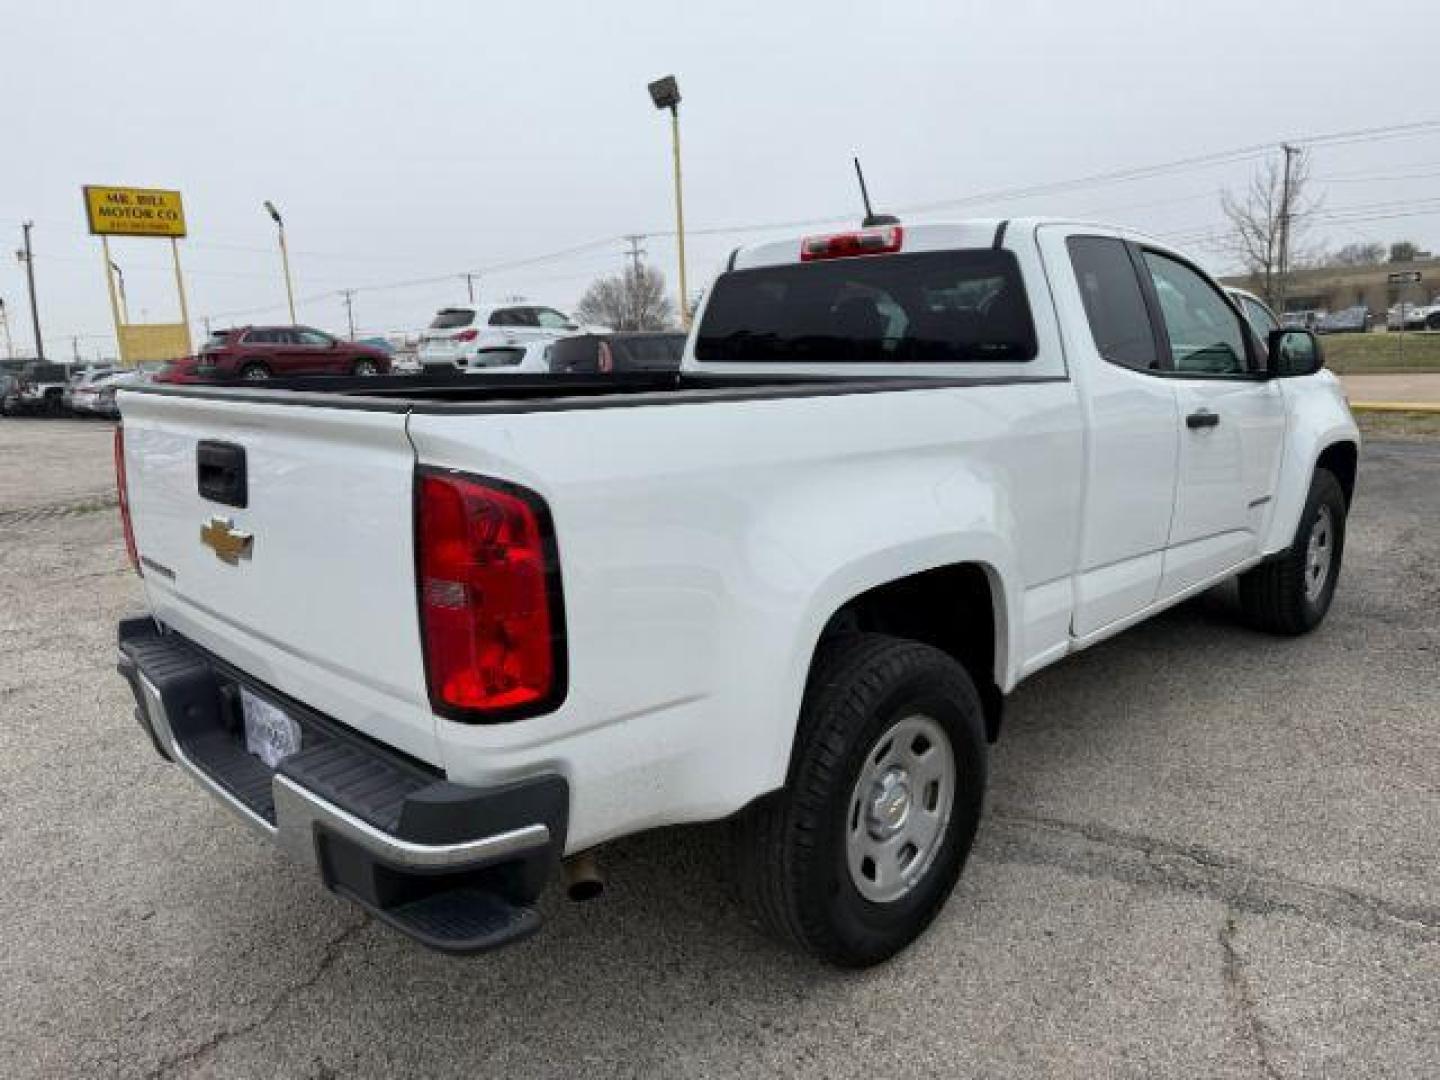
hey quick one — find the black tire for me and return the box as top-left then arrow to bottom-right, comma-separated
1238,469 -> 1347,635
1427,312 -> 1440,331
733,633 -> 987,967
352,358 -> 379,376
238,363 -> 271,381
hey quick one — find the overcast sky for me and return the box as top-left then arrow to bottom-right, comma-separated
4,0 -> 1439,359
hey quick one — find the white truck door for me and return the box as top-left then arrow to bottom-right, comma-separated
1134,249 -> 1288,599
1052,233 -> 1181,638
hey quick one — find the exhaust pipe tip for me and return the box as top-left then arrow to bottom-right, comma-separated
562,850 -> 605,902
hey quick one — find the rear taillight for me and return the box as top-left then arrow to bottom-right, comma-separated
800,224 -> 904,261
454,329 -> 479,342
416,469 -> 563,720
113,425 -> 141,575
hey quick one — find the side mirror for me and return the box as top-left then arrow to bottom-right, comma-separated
1265,328 -> 1324,378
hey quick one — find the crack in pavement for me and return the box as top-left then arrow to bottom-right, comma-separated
143,916 -> 370,1080
1219,909 -> 1285,1080
987,807 -> 1440,945
0,493 -> 118,527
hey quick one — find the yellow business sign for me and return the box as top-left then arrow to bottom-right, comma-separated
83,185 -> 187,238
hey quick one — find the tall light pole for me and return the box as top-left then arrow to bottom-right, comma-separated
264,200 -> 297,324
17,220 -> 44,358
109,259 -> 131,322
648,75 -> 690,328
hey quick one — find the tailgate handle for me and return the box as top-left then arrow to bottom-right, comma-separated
197,441 -> 248,508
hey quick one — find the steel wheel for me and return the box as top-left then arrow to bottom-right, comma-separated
354,359 -> 379,376
846,713 -> 956,904
1304,504 -> 1334,603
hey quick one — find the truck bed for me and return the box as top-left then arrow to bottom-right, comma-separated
128,370 -> 1048,415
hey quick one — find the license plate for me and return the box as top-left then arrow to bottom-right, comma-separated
241,688 -> 302,769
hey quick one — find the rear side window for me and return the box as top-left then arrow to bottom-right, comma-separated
612,335 -> 686,371
1066,237 -> 1160,371
695,250 -> 1036,364
533,308 -> 573,329
430,309 -> 475,329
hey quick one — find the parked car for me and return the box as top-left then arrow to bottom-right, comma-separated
2,361 -> 74,415
65,366 -> 119,412
1281,309 -> 1326,331
151,356 -> 205,384
77,369 -> 151,418
461,340 -> 555,375
548,332 -> 688,374
1317,306 -> 1370,334
1224,287 -> 1280,340
114,217 -> 1357,968
417,304 -> 580,370
197,326 -> 391,380
1393,300 -> 1440,329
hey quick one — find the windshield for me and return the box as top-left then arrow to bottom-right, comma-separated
430,309 -> 475,329
695,249 -> 1036,364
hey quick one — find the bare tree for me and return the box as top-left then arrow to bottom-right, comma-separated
1389,240 -> 1420,263
1220,148 -> 1318,307
575,263 -> 676,331
1328,241 -> 1386,268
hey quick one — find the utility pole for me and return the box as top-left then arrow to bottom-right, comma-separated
1276,143 -> 1299,314
463,273 -> 477,304
18,221 -> 44,359
622,235 -> 647,278
341,289 -> 356,339
0,298 -> 14,359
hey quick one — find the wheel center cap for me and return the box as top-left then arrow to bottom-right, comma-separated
866,768 -> 912,838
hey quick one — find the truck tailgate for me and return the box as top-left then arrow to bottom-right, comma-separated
120,391 -> 439,765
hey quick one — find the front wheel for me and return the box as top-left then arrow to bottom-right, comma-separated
238,363 -> 271,381
733,634 -> 987,967
1427,312 -> 1440,331
1238,468 -> 1347,635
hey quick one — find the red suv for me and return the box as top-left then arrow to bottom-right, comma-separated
198,326 -> 391,380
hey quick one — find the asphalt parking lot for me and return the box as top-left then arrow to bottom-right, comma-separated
1,418 -> 1436,1079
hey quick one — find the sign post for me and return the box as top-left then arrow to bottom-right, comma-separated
1387,270 -> 1423,367
82,185 -> 192,366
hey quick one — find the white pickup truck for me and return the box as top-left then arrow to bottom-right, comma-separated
114,218 -> 1358,967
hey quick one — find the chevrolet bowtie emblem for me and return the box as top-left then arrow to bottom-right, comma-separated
200,516 -> 253,565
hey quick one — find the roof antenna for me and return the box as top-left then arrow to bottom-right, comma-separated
854,157 -> 900,228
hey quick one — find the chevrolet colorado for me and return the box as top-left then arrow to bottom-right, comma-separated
114,218 -> 1358,967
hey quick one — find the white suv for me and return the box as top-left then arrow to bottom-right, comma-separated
417,304 -> 579,370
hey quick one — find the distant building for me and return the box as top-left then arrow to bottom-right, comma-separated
1221,258 -> 1438,315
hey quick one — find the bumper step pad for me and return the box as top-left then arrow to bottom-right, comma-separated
117,617 -> 567,955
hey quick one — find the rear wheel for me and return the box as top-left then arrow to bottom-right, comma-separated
1238,468 -> 1347,635
352,358 -> 379,376
1427,311 -> 1440,331
733,633 -> 987,967
239,363 -> 271,381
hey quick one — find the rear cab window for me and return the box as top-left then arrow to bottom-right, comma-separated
430,309 -> 475,329
695,250 -> 1037,365
1066,236 -> 1160,372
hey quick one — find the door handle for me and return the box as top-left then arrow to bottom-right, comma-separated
1186,409 -> 1220,430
